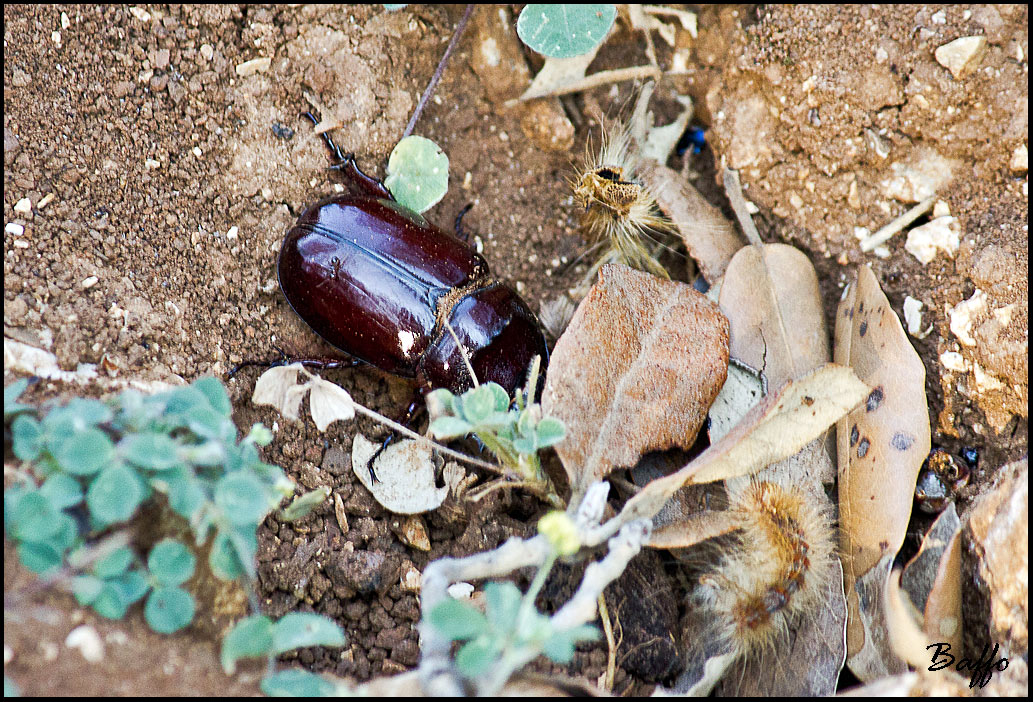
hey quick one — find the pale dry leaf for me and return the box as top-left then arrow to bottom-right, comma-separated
517,44 -> 660,102
886,568 -> 939,671
252,364 -> 306,418
835,265 -> 930,675
719,243 -> 829,389
351,434 -> 446,514
847,553 -> 907,680
637,162 -> 744,283
542,264 -> 729,504
615,363 -> 869,528
908,504 -> 963,653
307,375 -> 356,431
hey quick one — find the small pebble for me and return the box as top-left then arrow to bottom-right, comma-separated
935,36 -> 988,79
6,222 -> 25,236
82,276 -> 99,289
14,197 -> 32,215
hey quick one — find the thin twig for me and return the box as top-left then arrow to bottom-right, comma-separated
859,196 -> 936,252
402,4 -> 474,140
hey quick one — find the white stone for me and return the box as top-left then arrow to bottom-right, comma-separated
935,36 -> 988,80
940,350 -> 968,372
948,289 -> 987,346
14,197 -> 32,215
6,222 -> 25,236
1010,144 -> 1028,174
904,216 -> 959,264
65,625 -> 104,663
903,296 -> 932,338
235,56 -> 272,77
447,582 -> 475,599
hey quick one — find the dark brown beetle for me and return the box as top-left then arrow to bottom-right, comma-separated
278,115 -> 548,403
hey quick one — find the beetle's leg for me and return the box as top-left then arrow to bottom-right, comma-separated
300,111 -> 393,200
453,203 -> 474,242
366,395 -> 424,483
227,348 -> 364,380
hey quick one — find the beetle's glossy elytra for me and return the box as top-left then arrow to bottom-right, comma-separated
278,137 -> 548,397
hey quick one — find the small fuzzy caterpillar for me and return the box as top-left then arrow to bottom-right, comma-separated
570,121 -> 677,280
693,478 -> 837,660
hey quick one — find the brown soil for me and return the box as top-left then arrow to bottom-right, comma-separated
4,4 -> 1026,696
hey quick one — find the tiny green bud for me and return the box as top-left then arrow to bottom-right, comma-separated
537,511 -> 580,556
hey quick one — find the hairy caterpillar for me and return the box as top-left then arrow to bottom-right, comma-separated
693,478 -> 837,660
570,121 -> 677,280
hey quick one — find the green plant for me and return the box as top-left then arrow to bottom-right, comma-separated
517,4 -> 616,59
384,134 -> 450,213
426,357 -> 566,506
4,377 -> 345,694
428,510 -> 598,693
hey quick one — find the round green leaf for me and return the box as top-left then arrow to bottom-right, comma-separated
535,416 -> 566,447
11,414 -> 43,462
428,416 -> 472,440
542,624 -> 599,663
87,463 -> 147,525
94,544 -> 134,578
384,135 -> 449,213
428,598 -> 489,641
215,472 -> 270,526
17,541 -> 63,575
13,492 -> 62,543
147,539 -> 196,586
455,637 -> 503,677
40,473 -> 84,510
221,614 -> 275,674
260,670 -> 337,697
208,531 -> 245,581
70,575 -> 106,606
517,4 -> 616,58
458,385 -> 499,424
192,376 -> 232,416
484,581 -> 522,638
271,613 -> 346,655
120,432 -> 181,471
164,471 -> 206,521
145,587 -> 195,633
53,428 -> 115,476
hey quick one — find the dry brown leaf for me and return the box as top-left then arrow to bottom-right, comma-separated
637,162 -> 744,283
719,243 -> 829,389
542,264 -> 729,504
615,363 -> 868,528
835,265 -> 930,676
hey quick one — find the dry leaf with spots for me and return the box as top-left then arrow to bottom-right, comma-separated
351,434 -> 446,514
835,265 -> 930,680
541,264 -> 729,504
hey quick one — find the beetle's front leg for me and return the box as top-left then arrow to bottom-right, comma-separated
367,392 -> 424,483
300,111 -> 393,200
227,348 -> 364,380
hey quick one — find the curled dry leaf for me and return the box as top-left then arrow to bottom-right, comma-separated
637,162 -> 744,283
541,264 -> 729,504
252,364 -> 355,431
351,434 -> 446,514
834,265 -> 930,678
615,363 -> 869,529
902,504 -> 963,654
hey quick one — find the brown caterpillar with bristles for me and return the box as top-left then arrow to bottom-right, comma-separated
570,120 -> 678,281
693,477 -> 837,660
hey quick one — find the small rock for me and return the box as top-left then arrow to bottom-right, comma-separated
235,56 -> 272,77
948,288 -> 987,347
903,296 -> 931,339
81,276 -> 99,289
13,197 -> 32,215
935,36 -> 988,80
65,625 -> 105,663
200,43 -> 214,61
447,582 -> 474,599
1009,144 -> 1028,174
327,550 -> 400,596
11,68 -> 31,87
904,216 -> 959,264
400,565 -> 422,592
6,222 -> 25,236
